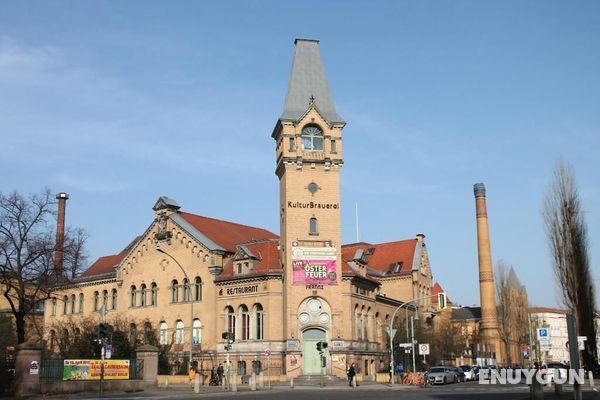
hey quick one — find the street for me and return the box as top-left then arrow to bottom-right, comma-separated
54,380 -> 600,400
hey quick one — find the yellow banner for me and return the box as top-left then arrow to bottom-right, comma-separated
63,359 -> 130,380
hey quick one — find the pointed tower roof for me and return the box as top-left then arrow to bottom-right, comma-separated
280,39 -> 344,125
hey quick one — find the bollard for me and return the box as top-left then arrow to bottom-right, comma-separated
530,379 -> 544,400
352,376 -> 357,388
232,372 -> 238,392
194,373 -> 200,393
259,371 -> 264,389
290,377 -> 294,389
589,371 -> 595,389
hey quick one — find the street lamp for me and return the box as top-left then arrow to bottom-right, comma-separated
155,243 -> 194,369
389,292 -> 446,385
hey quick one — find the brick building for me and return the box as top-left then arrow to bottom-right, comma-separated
45,39 -> 439,380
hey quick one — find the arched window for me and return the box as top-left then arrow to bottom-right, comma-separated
171,280 -> 179,303
51,298 -> 57,316
78,293 -> 84,313
74,327 -> 81,339
175,320 -> 184,344
49,329 -> 57,350
240,305 -> 249,341
62,295 -> 68,315
192,319 -> 201,344
93,291 -> 99,311
70,294 -> 76,314
226,306 -> 236,339
159,322 -> 168,345
111,289 -> 117,310
183,278 -> 190,302
309,217 -> 318,235
301,125 -> 324,151
140,284 -> 147,307
237,360 -> 247,375
130,285 -> 136,307
144,322 -> 153,344
129,323 -> 137,345
194,277 -> 202,301
151,283 -> 157,306
102,290 -> 108,308
254,304 -> 264,340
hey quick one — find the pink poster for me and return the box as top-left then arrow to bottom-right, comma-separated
291,246 -> 338,285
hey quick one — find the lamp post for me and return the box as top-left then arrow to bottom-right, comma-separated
389,293 -> 445,385
156,244 -> 194,369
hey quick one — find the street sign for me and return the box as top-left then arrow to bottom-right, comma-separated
389,328 -> 397,338
105,344 -> 112,359
419,344 -> 430,355
540,344 -> 551,352
398,343 -> 412,348
29,361 -> 39,375
577,336 -> 587,351
537,327 -> 550,341
523,350 -> 529,359
264,349 -> 271,357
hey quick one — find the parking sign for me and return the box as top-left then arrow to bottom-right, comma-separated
537,328 -> 550,341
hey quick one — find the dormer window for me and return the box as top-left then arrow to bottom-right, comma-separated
237,263 -> 242,274
301,125 -> 323,151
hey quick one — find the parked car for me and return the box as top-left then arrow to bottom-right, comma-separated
453,367 -> 466,382
427,366 -> 458,384
472,365 -> 481,380
460,365 -> 476,381
545,362 -> 568,382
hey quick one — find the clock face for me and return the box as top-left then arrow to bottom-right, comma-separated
308,299 -> 321,312
308,182 -> 319,194
298,313 -> 310,324
319,313 -> 330,324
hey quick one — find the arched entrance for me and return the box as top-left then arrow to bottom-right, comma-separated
302,328 -> 325,375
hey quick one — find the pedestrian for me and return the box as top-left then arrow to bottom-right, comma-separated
188,366 -> 196,387
217,362 -> 224,385
347,363 -> 357,387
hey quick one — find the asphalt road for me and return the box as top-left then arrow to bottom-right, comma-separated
50,380 -> 599,400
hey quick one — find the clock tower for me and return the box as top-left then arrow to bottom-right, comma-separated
272,39 -> 346,375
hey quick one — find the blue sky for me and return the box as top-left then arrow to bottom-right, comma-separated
1,1 -> 599,308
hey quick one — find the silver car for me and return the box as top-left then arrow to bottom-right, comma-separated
427,366 -> 458,384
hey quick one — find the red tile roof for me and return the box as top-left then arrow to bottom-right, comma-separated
342,239 -> 417,275
218,239 -> 282,279
80,237 -> 139,278
431,282 -> 452,305
179,212 -> 278,252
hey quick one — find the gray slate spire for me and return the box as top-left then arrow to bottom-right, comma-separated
280,39 -> 344,124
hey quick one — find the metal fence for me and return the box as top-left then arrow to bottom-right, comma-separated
0,358 -> 16,396
41,359 -> 142,381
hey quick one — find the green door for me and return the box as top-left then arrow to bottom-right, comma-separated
303,328 -> 325,375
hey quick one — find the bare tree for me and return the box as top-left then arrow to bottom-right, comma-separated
543,161 -> 597,369
0,190 -> 55,343
496,261 -> 529,366
0,189 -> 88,343
63,227 -> 89,279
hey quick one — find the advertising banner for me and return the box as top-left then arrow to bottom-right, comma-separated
63,359 -> 130,380
291,246 -> 338,285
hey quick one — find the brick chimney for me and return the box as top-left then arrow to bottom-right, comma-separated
54,192 -> 69,278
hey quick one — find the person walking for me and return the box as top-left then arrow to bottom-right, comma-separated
347,363 -> 357,387
216,363 -> 224,385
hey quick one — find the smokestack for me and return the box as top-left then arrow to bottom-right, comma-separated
54,192 -> 69,279
473,183 -> 502,362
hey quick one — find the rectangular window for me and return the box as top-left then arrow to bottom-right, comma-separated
289,137 -> 296,151
331,139 -> 337,153
256,311 -> 264,340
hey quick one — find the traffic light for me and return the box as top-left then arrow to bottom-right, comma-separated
316,341 -> 328,352
98,323 -> 109,340
222,331 -> 235,344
